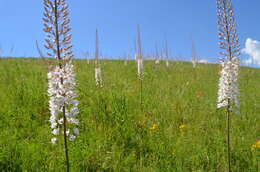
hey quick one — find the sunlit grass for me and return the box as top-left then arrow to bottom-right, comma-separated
0,58 -> 259,171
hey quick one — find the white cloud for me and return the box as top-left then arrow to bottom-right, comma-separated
198,59 -> 208,64
242,38 -> 260,65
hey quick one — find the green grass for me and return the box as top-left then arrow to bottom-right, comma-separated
0,58 -> 259,171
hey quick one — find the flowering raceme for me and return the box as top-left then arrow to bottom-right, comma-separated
48,62 -> 79,144
216,0 -> 240,112
217,58 -> 240,110
94,29 -> 103,87
216,1 -> 240,170
95,67 -> 102,87
137,59 -> 143,79
43,0 -> 78,170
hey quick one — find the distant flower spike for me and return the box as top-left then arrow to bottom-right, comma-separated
192,40 -> 197,68
94,29 -> 103,87
136,25 -> 144,80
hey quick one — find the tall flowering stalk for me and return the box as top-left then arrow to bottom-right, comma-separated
155,44 -> 160,65
95,29 -> 103,87
136,25 -> 144,79
216,0 -> 240,171
192,40 -> 197,68
165,40 -> 169,67
136,25 -> 144,109
43,0 -> 79,171
124,54 -> 128,66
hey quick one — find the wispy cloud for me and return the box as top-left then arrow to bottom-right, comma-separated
242,38 -> 260,65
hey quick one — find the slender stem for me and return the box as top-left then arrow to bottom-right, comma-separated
54,0 -> 70,171
223,2 -> 232,171
227,100 -> 231,172
62,106 -> 70,172
140,78 -> 143,111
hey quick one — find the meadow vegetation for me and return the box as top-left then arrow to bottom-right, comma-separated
0,58 -> 259,171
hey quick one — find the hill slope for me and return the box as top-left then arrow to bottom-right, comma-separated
0,58 -> 259,171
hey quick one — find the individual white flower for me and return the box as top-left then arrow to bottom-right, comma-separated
52,128 -> 60,136
51,122 -> 57,129
69,134 -> 76,141
51,137 -> 57,144
73,128 -> 79,135
66,130 -> 70,136
58,118 -> 64,125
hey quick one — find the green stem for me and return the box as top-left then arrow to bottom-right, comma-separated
140,78 -> 143,111
227,101 -> 231,172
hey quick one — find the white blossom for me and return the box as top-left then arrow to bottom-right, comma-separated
69,134 -> 76,141
51,137 -> 57,144
73,128 -> 80,135
58,118 -> 64,125
137,59 -> 143,79
192,59 -> 196,68
95,67 -> 103,87
166,60 -> 169,67
48,62 -> 79,143
52,128 -> 60,136
217,57 -> 240,110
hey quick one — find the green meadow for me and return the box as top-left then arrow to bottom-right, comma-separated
0,58 -> 259,171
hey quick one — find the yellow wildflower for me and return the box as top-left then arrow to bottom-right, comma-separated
251,144 -> 257,151
150,124 -> 158,131
256,140 -> 260,147
251,140 -> 260,151
179,124 -> 187,130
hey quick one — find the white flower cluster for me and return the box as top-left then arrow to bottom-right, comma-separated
166,60 -> 169,67
48,63 -> 79,144
217,58 -> 240,110
95,67 -> 103,87
192,59 -> 196,68
137,59 -> 144,79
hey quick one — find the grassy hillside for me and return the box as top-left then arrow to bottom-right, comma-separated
0,58 -> 259,171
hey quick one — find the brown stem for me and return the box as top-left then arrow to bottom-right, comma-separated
54,0 -> 70,171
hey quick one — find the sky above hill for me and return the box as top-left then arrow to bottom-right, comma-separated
0,0 -> 260,65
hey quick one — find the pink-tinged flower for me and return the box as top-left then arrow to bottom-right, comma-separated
48,63 -> 79,142
216,0 -> 240,112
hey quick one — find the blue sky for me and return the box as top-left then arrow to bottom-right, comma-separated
0,0 -> 260,63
